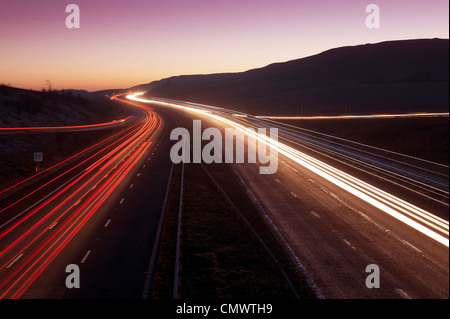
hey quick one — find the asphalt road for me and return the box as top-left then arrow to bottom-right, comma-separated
0,93 -> 448,299
0,95 -> 175,298
129,94 -> 449,299
49,111 -> 177,299
234,158 -> 448,298
255,121 -> 449,193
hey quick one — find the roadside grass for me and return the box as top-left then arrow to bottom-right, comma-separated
151,162 -> 314,299
181,163 -> 293,298
151,109 -> 316,300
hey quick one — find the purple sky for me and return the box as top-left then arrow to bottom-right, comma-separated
0,0 -> 448,91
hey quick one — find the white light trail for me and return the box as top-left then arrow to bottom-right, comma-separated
127,93 -> 449,247
256,113 -> 450,120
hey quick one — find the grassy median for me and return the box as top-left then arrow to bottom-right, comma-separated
151,160 -> 315,299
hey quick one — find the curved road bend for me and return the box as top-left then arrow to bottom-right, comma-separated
0,95 -> 176,298
129,94 -> 449,299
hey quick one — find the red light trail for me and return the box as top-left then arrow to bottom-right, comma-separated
0,94 -> 161,298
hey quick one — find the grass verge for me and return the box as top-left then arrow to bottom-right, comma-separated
151,161 -> 315,299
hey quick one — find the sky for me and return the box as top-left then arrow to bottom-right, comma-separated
0,0 -> 448,92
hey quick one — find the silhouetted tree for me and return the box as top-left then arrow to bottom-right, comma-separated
44,80 -> 53,92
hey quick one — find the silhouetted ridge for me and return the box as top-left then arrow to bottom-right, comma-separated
132,38 -> 449,115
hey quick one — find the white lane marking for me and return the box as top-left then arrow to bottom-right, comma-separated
130,184 -> 134,189
329,192 -> 358,213
308,178 -> 316,184
291,192 -> 299,198
395,288 -> 412,299
343,239 -> 356,250
49,221 -> 58,229
104,219 -> 111,228
358,211 -> 372,222
7,254 -> 23,269
274,178 -> 280,183
81,250 -> 91,264
358,212 -> 423,254
137,173 -> 141,177
294,169 -> 304,177
310,211 -> 320,219
120,198 -> 124,205
399,239 -> 423,254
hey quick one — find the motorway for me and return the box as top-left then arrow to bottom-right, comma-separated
128,93 -> 449,299
0,92 -> 448,299
0,94 -> 176,298
253,119 -> 449,205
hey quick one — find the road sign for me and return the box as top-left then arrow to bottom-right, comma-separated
34,152 -> 43,162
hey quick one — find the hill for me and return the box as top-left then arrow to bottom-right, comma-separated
132,38 -> 449,116
0,85 -> 128,128
0,85 -> 131,190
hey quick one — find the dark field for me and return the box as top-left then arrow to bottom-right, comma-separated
278,117 -> 449,165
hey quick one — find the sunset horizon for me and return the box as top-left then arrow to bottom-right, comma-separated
1,0 -> 448,91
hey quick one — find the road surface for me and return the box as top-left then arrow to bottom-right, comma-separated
128,93 -> 449,299
0,92 -> 448,299
0,94 -> 175,298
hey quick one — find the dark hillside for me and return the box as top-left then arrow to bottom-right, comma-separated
133,38 -> 449,116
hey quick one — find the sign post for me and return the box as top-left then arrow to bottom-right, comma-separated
34,152 -> 43,172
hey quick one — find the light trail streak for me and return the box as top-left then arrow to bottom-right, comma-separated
2,140 -> 154,299
0,121 -> 142,197
0,94 -> 162,298
128,93 -> 449,247
0,123 -> 152,260
0,115 -> 134,133
256,113 -> 450,120
0,122 -> 144,214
